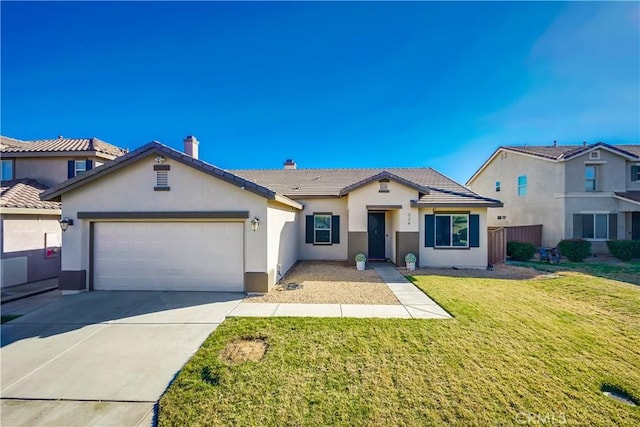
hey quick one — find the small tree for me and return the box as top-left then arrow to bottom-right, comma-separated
557,238 -> 591,262
506,241 -> 536,261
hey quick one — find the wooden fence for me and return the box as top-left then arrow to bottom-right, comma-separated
505,225 -> 543,248
488,227 -> 506,266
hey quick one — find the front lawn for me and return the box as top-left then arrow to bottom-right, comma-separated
512,259 -> 640,286
158,272 -> 640,426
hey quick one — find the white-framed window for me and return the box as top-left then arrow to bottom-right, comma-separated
435,214 -> 468,248
585,165 -> 597,191
1,159 -> 14,180
517,175 -> 527,196
578,213 -> 609,240
631,165 -> 640,182
589,150 -> 600,160
314,214 -> 332,244
495,181 -> 501,192
75,160 -> 87,176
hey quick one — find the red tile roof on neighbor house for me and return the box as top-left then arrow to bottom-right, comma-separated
0,135 -> 127,158
1,179 -> 61,210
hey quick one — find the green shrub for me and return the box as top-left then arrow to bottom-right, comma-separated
557,238 -> 591,262
607,240 -> 640,261
507,240 -> 537,261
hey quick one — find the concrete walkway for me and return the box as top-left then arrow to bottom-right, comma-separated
228,262 -> 451,319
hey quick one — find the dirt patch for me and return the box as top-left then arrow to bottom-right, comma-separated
220,338 -> 267,365
407,263 -> 555,280
245,261 -> 400,305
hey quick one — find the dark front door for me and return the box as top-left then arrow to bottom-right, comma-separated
633,212 -> 640,240
368,212 -> 386,260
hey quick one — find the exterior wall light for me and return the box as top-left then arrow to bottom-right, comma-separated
250,217 -> 260,231
59,217 -> 74,232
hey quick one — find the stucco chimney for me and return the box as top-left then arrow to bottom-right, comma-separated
184,135 -> 199,159
284,159 -> 297,170
553,140 -> 557,147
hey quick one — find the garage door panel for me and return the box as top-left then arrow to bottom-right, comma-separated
94,222 -> 244,291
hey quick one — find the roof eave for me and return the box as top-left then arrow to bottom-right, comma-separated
2,150 -> 120,160
411,201 -> 503,208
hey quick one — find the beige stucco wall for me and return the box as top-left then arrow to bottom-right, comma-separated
60,155 -> 269,288
3,214 -> 61,252
1,214 -> 62,287
267,202 -> 298,286
418,207 -> 489,268
297,197 -> 348,260
564,149 -> 627,193
13,156 -> 105,187
468,151 -> 565,247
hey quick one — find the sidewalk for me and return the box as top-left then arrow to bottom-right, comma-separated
1,278 -> 59,305
228,262 -> 451,319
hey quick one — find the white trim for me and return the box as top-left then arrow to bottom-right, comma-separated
466,147 -> 557,185
614,194 -> 640,206
584,160 -> 606,165
313,213 -> 332,245
553,192 -> 616,198
274,194 -> 303,210
0,207 -> 61,215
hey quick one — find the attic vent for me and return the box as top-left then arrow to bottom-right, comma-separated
379,179 -> 390,192
153,164 -> 171,191
590,150 -> 600,160
501,152 -> 508,159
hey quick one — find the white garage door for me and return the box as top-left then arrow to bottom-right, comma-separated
94,222 -> 244,291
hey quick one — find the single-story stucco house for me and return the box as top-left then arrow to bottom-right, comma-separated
41,137 -> 502,294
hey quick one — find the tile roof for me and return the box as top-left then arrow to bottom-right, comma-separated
41,141 -> 301,209
0,136 -> 127,158
615,191 -> 640,204
41,140 -> 499,208
1,179 -> 61,210
231,167 -> 477,197
412,188 -> 503,207
501,142 -> 639,161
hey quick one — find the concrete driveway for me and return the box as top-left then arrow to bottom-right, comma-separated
1,291 -> 243,426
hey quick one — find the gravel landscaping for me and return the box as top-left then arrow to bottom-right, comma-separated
245,261 -> 400,305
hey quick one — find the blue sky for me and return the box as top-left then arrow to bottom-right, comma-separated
1,1 -> 638,183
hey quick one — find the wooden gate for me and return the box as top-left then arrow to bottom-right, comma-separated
488,227 -> 506,266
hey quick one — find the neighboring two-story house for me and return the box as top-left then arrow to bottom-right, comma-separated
466,142 -> 640,254
1,136 -> 126,287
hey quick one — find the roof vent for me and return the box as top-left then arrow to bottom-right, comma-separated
183,135 -> 199,159
284,159 -> 297,170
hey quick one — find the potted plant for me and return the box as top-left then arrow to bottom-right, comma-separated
405,253 -> 417,271
355,253 -> 366,271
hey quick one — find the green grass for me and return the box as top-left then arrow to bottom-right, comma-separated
1,315 -> 21,324
512,259 -> 640,286
158,273 -> 640,426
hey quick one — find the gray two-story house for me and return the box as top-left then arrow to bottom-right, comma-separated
1,136 -> 126,287
466,142 -> 640,254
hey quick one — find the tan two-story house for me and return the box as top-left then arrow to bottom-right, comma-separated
466,142 -> 640,253
1,136 -> 126,287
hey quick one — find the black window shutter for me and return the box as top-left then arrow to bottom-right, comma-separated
305,215 -> 314,244
67,160 -> 75,179
425,215 -> 434,247
573,214 -> 582,238
608,214 -> 617,240
86,160 -> 93,170
331,215 -> 340,244
632,165 -> 639,181
469,214 -> 480,248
